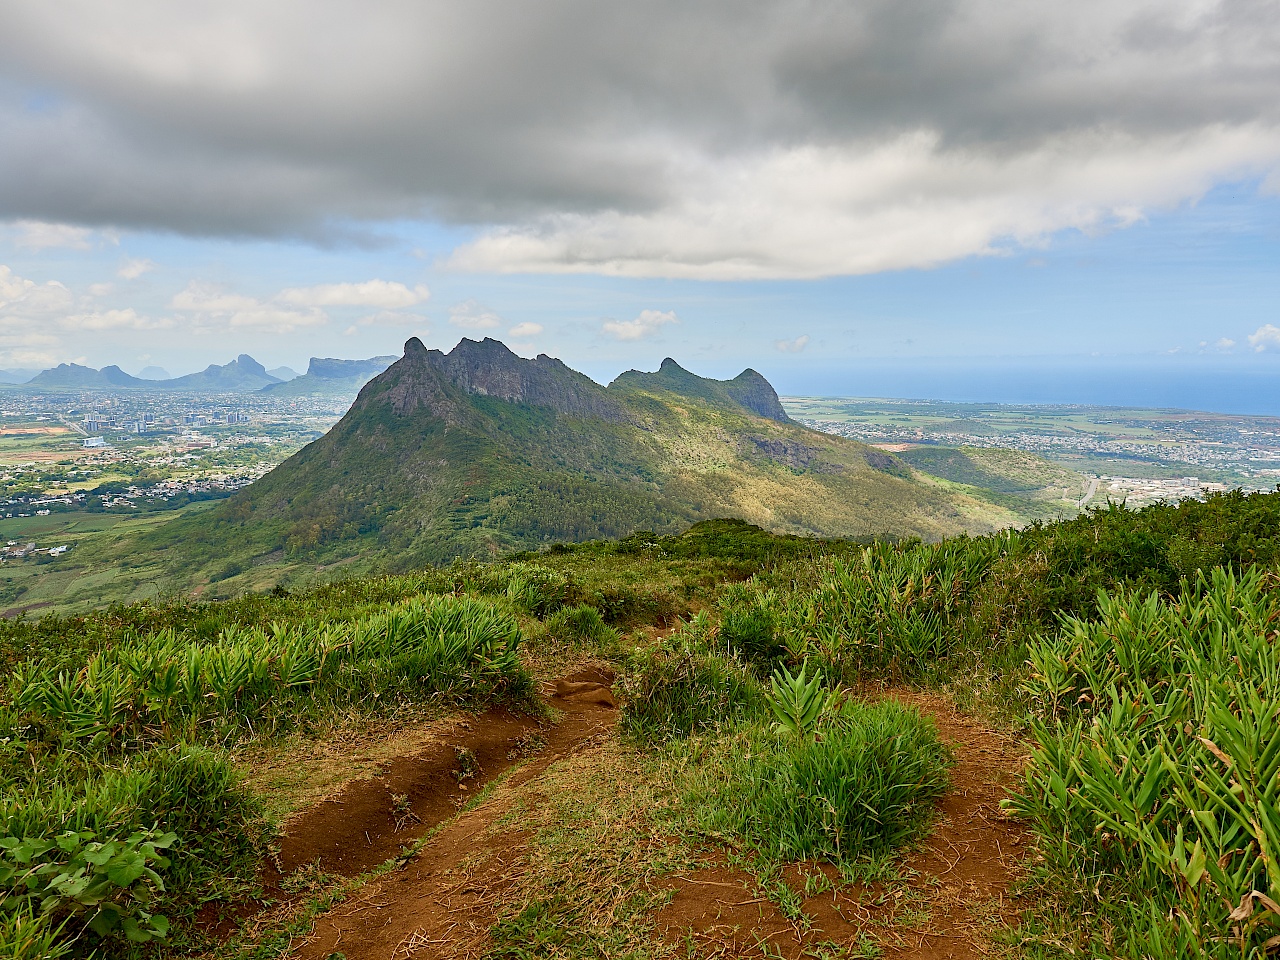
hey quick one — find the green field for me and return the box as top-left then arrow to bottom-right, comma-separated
0,504 -> 218,616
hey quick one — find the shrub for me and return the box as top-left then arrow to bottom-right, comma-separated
718,585 -> 784,665
500,564 -> 573,616
542,604 -> 619,648
682,700 -> 951,862
0,828 -> 175,945
618,642 -> 761,743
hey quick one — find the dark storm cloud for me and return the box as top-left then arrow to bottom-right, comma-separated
1,1 -> 1278,275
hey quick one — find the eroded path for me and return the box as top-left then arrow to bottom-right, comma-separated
239,677 -> 1027,960
651,689 -> 1028,959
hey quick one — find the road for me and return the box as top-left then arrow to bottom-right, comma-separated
1077,476 -> 1100,510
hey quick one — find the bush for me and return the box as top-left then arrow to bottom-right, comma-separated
718,584 -> 784,666
682,700 -> 951,862
500,564 -> 573,616
618,641 -> 761,743
0,828 -> 174,945
542,604 -> 619,648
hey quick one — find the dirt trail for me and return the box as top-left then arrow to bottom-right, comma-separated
654,688 -> 1028,959
265,679 -> 1025,960
285,666 -> 618,959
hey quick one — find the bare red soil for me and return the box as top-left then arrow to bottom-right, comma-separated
236,675 -> 1024,959
288,666 -> 618,959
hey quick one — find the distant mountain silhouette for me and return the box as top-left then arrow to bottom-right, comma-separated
259,355 -> 397,396
164,355 -> 281,391
20,355 -> 280,392
28,363 -> 146,389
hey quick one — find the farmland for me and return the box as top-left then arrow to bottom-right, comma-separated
786,396 -> 1280,503
4,494 -> 1280,958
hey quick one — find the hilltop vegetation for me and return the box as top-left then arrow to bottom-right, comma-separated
6,491 -> 1280,957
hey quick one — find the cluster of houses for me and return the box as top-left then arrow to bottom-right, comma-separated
1,540 -> 69,561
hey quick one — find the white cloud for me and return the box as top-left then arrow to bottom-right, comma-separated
775,334 -> 810,353
63,308 -> 171,331
602,309 -> 678,341
1248,324 -> 1280,352
1216,337 -> 1237,351
277,279 -> 428,308
2,4 -> 1278,278
449,300 -> 503,330
11,221 -> 96,251
451,127 -> 1280,279
88,282 -> 114,297
117,257 -> 155,280
170,281 -> 326,333
508,321 -> 543,339
0,265 -> 73,317
0,266 -> 35,306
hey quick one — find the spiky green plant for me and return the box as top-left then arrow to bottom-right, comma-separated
766,663 -> 831,740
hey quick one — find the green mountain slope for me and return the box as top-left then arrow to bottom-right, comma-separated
145,338 -> 1022,588
895,444 -> 1086,522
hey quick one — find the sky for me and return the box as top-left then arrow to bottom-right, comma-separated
1,1 -> 1279,410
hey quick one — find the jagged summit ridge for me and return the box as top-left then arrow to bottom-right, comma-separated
382,337 -> 630,423
609,355 -> 791,423
175,333 -> 997,570
378,338 -> 791,425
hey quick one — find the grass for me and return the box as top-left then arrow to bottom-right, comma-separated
0,593 -> 535,957
673,702 -> 952,864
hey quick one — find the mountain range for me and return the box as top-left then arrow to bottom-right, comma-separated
147,337 -> 1017,584
11,354 -> 392,394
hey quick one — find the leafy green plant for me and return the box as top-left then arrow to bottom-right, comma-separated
765,663 -> 832,739
719,586 -> 784,665
1010,567 -> 1280,955
541,604 -> 619,648
0,828 -> 175,945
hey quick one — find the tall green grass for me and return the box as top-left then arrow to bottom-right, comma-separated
620,619 -> 952,867
1,593 -> 532,955
680,700 -> 951,863
1012,568 -> 1280,956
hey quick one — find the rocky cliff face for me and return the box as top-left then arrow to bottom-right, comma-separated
370,338 -> 632,424
725,369 -> 790,423
308,356 -> 397,380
